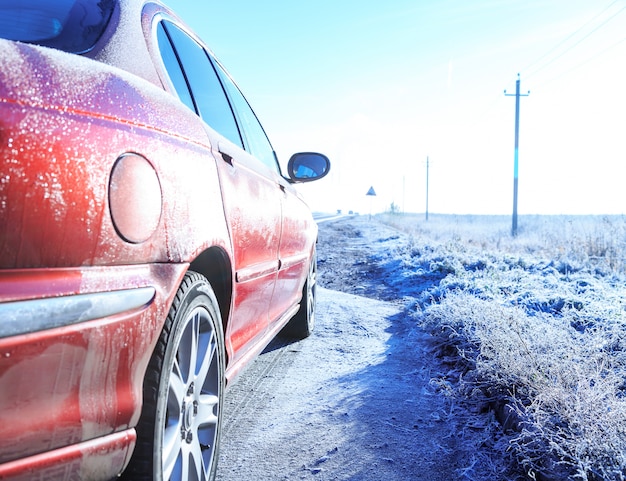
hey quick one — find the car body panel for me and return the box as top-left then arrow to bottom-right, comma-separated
270,176 -> 318,323
0,39 -> 231,269
0,431 -> 135,481
212,139 -> 281,367
0,263 -> 187,477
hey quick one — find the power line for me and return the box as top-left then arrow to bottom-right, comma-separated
521,0 -> 619,75
523,1 -> 626,80
533,34 -> 626,89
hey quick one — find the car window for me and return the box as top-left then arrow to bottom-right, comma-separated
0,0 -> 114,54
156,23 -> 195,113
213,62 -> 279,173
160,21 -> 243,148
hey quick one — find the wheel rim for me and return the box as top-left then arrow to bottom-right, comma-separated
307,255 -> 317,330
162,305 -> 220,481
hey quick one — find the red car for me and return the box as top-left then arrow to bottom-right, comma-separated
0,1 -> 329,479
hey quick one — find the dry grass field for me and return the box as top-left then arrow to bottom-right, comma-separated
377,213 -> 626,481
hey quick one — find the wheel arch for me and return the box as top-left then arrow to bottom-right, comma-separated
189,246 -> 233,337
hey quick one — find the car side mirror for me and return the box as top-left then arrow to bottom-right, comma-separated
287,152 -> 330,183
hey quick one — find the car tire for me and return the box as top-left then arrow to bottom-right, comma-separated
282,248 -> 317,339
124,271 -> 225,481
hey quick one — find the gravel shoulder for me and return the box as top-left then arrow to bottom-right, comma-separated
216,216 -> 501,481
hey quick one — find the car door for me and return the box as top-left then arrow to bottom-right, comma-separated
210,62 -> 309,326
157,21 -> 280,363
270,176 -> 317,322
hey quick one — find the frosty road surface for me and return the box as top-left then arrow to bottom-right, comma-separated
216,289 -> 457,480
215,217 -> 477,481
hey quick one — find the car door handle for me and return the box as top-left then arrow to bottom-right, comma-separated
217,141 -> 235,165
218,150 -> 233,165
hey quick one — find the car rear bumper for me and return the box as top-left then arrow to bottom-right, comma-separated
0,263 -> 188,478
0,430 -> 136,481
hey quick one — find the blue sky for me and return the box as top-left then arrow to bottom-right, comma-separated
164,0 -> 626,215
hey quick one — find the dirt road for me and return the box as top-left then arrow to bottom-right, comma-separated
215,216 -> 511,481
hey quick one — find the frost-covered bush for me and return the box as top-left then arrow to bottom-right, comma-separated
424,293 -> 626,480
378,213 -> 626,480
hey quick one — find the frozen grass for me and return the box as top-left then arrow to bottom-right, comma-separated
377,213 -> 626,480
380,213 -> 626,275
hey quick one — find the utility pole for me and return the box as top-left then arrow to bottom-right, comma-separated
504,74 -> 529,236
425,156 -> 429,221
402,175 -> 406,214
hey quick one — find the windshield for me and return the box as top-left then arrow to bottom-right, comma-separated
0,0 -> 115,54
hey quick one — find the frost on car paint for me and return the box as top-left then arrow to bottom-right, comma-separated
0,39 -> 221,268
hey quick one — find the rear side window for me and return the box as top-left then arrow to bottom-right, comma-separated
160,21 -> 243,149
156,23 -> 195,113
214,62 -> 279,173
0,0 -> 115,54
